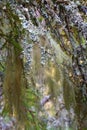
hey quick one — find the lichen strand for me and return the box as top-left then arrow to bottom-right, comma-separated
32,43 -> 41,76
3,45 -> 27,122
1,3 -> 28,129
46,63 -> 63,97
63,73 -> 76,110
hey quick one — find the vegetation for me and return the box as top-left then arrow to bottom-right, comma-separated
0,0 -> 87,130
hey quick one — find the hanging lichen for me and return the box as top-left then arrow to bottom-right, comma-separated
1,3 -> 28,129
63,73 -> 76,110
3,44 -> 26,120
